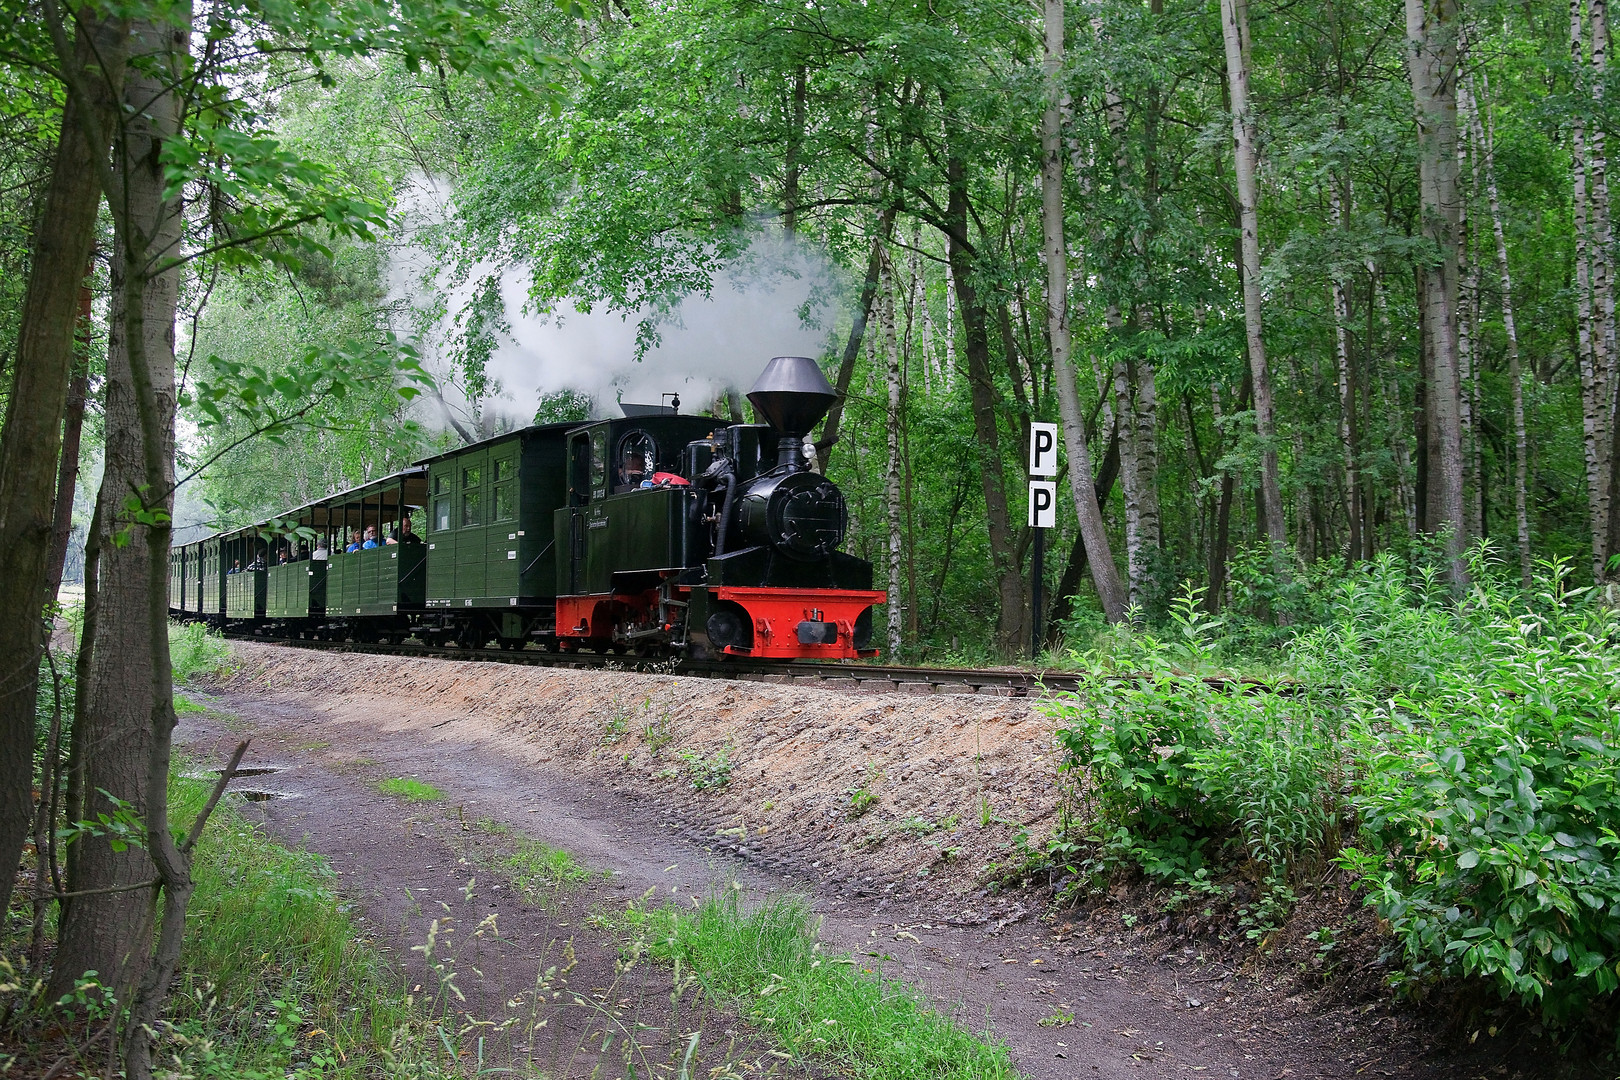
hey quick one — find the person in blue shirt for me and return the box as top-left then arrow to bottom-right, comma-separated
344,529 -> 362,553
361,525 -> 379,549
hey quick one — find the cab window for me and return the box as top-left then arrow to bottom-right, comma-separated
614,430 -> 657,493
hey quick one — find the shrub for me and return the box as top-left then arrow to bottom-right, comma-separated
1340,560 -> 1620,1022
170,620 -> 234,682
1050,587 -> 1340,889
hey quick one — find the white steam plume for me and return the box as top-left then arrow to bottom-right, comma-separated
388,176 -> 848,426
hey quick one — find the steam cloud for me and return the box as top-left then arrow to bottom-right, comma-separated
388,177 -> 848,425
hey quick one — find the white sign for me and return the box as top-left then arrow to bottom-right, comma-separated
1028,423 -> 1058,476
1028,480 -> 1056,529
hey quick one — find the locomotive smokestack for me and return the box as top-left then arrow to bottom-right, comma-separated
746,356 -> 838,470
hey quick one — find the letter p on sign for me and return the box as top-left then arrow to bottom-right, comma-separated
1028,481 -> 1056,529
1029,422 -> 1058,476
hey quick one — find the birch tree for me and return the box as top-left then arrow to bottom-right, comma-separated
1043,0 -> 1126,623
1220,0 -> 1288,562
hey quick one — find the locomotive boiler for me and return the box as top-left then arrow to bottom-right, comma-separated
171,356 -> 883,662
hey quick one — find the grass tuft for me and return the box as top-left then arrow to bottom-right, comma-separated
376,777 -> 444,802
615,889 -> 1017,1079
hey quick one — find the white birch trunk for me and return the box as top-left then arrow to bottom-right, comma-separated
878,246 -> 904,655
1405,0 -> 1469,585
1473,75 -> 1533,584
1221,0 -> 1288,561
1457,86 -> 1483,538
1593,0 -> 1615,576
1573,0 -> 1608,578
1043,0 -> 1127,621
1331,185 -> 1359,559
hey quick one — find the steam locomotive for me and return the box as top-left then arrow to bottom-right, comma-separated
168,356 -> 884,661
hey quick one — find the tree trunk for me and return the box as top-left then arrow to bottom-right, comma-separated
1220,0 -> 1288,563
1405,0 -> 1469,586
879,245 -> 904,654
1593,0 -> 1616,578
1208,372 -> 1252,609
1331,187 -> 1360,560
945,144 -> 1025,657
46,280 -> 94,598
0,13 -> 125,925
1043,0 -> 1127,623
1457,88 -> 1483,540
783,66 -> 806,236
1471,87 -> 1532,584
1111,355 -> 1145,606
50,12 -> 183,1007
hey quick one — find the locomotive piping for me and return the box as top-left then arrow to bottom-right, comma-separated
713,470 -> 737,556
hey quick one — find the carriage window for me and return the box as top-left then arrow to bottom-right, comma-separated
614,430 -> 657,492
434,474 -> 448,495
495,486 -> 516,521
463,465 -> 482,489
494,458 -> 514,482
434,498 -> 450,532
461,491 -> 482,527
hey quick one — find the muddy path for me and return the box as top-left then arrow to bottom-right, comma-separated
179,642 -> 1564,1079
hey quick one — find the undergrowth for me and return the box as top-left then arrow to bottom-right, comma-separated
612,887 -> 1017,1079
3,776 -> 487,1078
1043,546 -> 1620,1033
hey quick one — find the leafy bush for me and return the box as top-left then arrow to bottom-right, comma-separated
170,620 -> 234,682
1340,559 -> 1620,1022
1050,587 -> 1340,889
1054,551 -> 1620,1027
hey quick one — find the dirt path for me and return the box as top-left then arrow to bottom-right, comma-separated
180,643 -> 1560,1079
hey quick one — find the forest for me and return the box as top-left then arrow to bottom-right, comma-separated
4,0 -> 1620,1075
62,0 -> 1617,662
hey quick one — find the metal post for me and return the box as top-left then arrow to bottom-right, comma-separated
1031,527 -> 1043,661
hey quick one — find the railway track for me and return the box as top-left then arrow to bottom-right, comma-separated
225,630 -> 1081,696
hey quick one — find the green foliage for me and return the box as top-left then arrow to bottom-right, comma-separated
170,621 -> 235,683
1340,558 -> 1620,1022
1055,553 -> 1620,1026
615,889 -> 1018,1079
678,744 -> 733,791
1051,585 -> 1339,887
376,777 -> 444,802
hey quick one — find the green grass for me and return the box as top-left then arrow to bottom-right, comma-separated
475,818 -> 591,905
614,889 -> 1018,1079
173,691 -> 206,715
376,777 -> 443,802
160,776 -> 463,1078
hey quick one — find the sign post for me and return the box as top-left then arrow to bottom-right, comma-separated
1028,424 -> 1058,659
